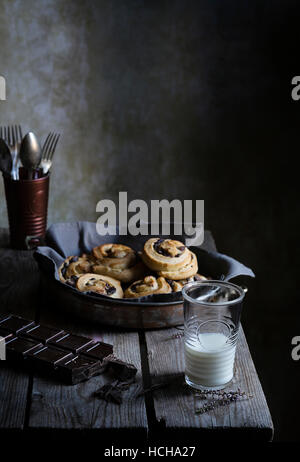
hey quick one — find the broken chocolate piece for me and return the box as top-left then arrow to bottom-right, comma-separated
104,354 -> 137,381
94,381 -> 123,404
58,355 -> 107,384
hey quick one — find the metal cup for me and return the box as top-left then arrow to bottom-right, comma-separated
3,168 -> 49,249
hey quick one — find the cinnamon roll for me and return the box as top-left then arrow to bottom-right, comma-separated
92,243 -> 146,282
166,273 -> 207,292
124,275 -> 172,298
142,238 -> 191,272
157,251 -> 198,280
76,273 -> 123,298
59,255 -> 92,284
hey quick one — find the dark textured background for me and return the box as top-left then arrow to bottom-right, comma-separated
0,0 -> 299,441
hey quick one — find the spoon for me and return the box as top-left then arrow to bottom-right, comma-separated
0,138 -> 12,177
19,132 -> 42,180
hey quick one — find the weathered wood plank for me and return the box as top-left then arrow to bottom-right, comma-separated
0,229 -> 39,430
145,326 -> 273,441
27,305 -> 148,437
0,367 -> 30,430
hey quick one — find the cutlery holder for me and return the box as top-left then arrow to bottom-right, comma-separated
3,171 -> 49,249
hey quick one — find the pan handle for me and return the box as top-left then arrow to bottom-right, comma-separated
240,285 -> 248,294
25,235 -> 43,250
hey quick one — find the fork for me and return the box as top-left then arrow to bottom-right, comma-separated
40,132 -> 60,175
0,125 -> 23,180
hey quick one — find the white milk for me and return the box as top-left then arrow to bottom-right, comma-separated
185,332 -> 236,388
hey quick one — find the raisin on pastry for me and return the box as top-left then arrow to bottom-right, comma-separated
166,274 -> 207,292
124,275 -> 172,298
157,251 -> 198,280
76,273 -> 123,298
59,255 -> 93,283
142,238 -> 191,272
92,243 -> 147,283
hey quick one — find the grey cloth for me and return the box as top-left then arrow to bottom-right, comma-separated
34,221 -> 255,304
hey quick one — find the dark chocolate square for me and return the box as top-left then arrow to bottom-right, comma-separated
0,316 -> 35,334
6,337 -> 42,360
0,328 -> 14,341
23,325 -> 64,343
28,346 -> 72,365
82,342 -> 113,361
0,314 -> 11,323
49,333 -> 94,353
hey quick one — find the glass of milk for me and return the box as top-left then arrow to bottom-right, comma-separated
182,281 -> 245,390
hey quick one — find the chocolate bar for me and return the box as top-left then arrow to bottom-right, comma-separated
0,316 -> 35,334
0,315 -> 114,385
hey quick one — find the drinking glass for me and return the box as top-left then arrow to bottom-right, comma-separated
182,280 -> 245,390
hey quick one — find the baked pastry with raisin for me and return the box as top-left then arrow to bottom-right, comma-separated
157,251 -> 198,280
59,255 -> 92,283
92,243 -> 147,283
76,273 -> 123,298
124,275 -> 172,298
142,238 -> 191,272
92,244 -> 135,268
167,273 -> 207,292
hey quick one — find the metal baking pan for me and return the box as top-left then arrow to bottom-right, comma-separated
41,272 -> 184,329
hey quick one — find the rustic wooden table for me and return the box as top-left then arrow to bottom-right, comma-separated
0,229 -> 273,443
